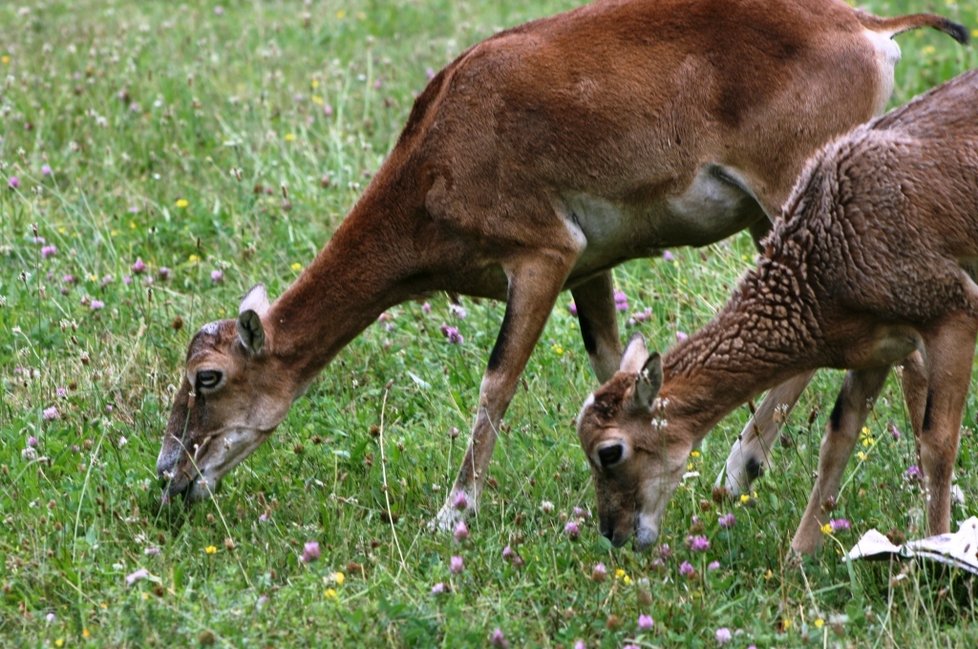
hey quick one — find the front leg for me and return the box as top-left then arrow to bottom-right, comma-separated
791,367 -> 889,554
432,253 -> 576,530
570,271 -> 622,382
718,370 -> 814,495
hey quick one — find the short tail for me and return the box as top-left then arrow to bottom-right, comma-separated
857,12 -> 970,44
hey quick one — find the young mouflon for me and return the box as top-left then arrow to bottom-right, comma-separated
577,69 -> 978,553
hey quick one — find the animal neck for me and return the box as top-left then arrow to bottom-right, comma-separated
266,196 -> 420,387
658,263 -> 822,445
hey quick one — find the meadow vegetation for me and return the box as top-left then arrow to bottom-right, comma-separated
2,0 -> 978,646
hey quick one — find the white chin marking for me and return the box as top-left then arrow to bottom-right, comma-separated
635,513 -> 659,550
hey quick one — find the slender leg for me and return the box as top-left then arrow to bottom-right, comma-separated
431,253 -> 576,530
916,314 -> 976,536
791,366 -> 890,554
719,370 -> 814,495
570,271 -> 622,382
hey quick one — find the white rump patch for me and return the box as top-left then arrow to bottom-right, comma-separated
863,29 -> 902,114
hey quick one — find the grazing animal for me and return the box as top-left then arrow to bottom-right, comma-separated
156,0 -> 967,529
576,69 -> 978,554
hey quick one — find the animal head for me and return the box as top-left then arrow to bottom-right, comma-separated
157,284 -> 294,502
576,334 -> 692,549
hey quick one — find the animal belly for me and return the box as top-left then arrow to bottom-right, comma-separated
562,165 -> 764,276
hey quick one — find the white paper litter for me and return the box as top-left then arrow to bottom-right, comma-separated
846,517 -> 978,575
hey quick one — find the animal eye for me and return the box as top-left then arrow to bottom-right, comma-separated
196,370 -> 223,390
597,444 -> 624,468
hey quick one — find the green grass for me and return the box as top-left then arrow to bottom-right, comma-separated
2,0 -> 978,646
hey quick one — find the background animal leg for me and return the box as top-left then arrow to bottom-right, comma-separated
431,255 -> 575,530
570,271 -> 622,382
718,371 -> 814,495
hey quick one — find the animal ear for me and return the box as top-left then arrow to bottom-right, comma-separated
237,285 -> 269,355
239,284 -> 270,317
633,352 -> 663,412
619,333 -> 649,374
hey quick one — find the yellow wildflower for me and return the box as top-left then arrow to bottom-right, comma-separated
820,522 -> 832,535
739,494 -> 751,505
205,545 -> 218,555
814,617 -> 825,629
332,571 -> 345,586
312,95 -> 324,106
860,426 -> 870,436
551,343 -> 564,356
782,618 -> 792,631
129,220 -> 137,230
763,569 -> 773,580
336,9 -> 346,19
310,79 -> 320,89
622,575 -> 632,585
614,568 -> 627,580
284,133 -> 296,142
922,45 -> 936,55
1,55 -> 9,65
290,262 -> 303,272
188,254 -> 200,264
82,628 -> 91,639
856,451 -> 867,462
973,29 -> 978,39
324,588 -> 338,600
690,450 -> 701,458
175,198 -> 189,209
55,640 -> 64,648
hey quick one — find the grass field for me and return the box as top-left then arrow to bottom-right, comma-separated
3,0 -> 978,646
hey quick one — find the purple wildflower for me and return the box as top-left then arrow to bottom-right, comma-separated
573,642 -> 586,649
708,560 -> 721,571
889,423 -> 902,440
719,512 -> 736,529
125,568 -> 150,587
27,436 -> 38,448
662,250 -> 676,261
686,534 -> 710,552
449,555 -> 464,574
90,299 -> 105,311
658,543 -> 672,559
453,520 -> 469,542
638,614 -> 654,631
449,303 -> 467,319
430,582 -> 446,595
62,274 -> 75,284
502,545 -> 514,560
567,300 -> 578,316
56,386 -> 67,398
613,289 -> 629,312
440,324 -> 463,344
489,628 -> 509,649
144,546 -> 161,556
301,540 -> 320,563
123,275 -> 133,285
42,406 -> 60,421
906,464 -> 923,481
8,176 -> 20,189
676,331 -> 689,342
210,269 -> 224,283
715,627 -> 733,645
158,267 -> 171,281
131,258 -> 146,274
41,245 -> 57,259
564,520 -> 580,540
591,562 -> 607,582
829,518 -> 851,532
323,103 -> 334,117
452,491 -> 469,510
41,164 -> 52,177
679,561 -> 695,577
421,301 -> 431,314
